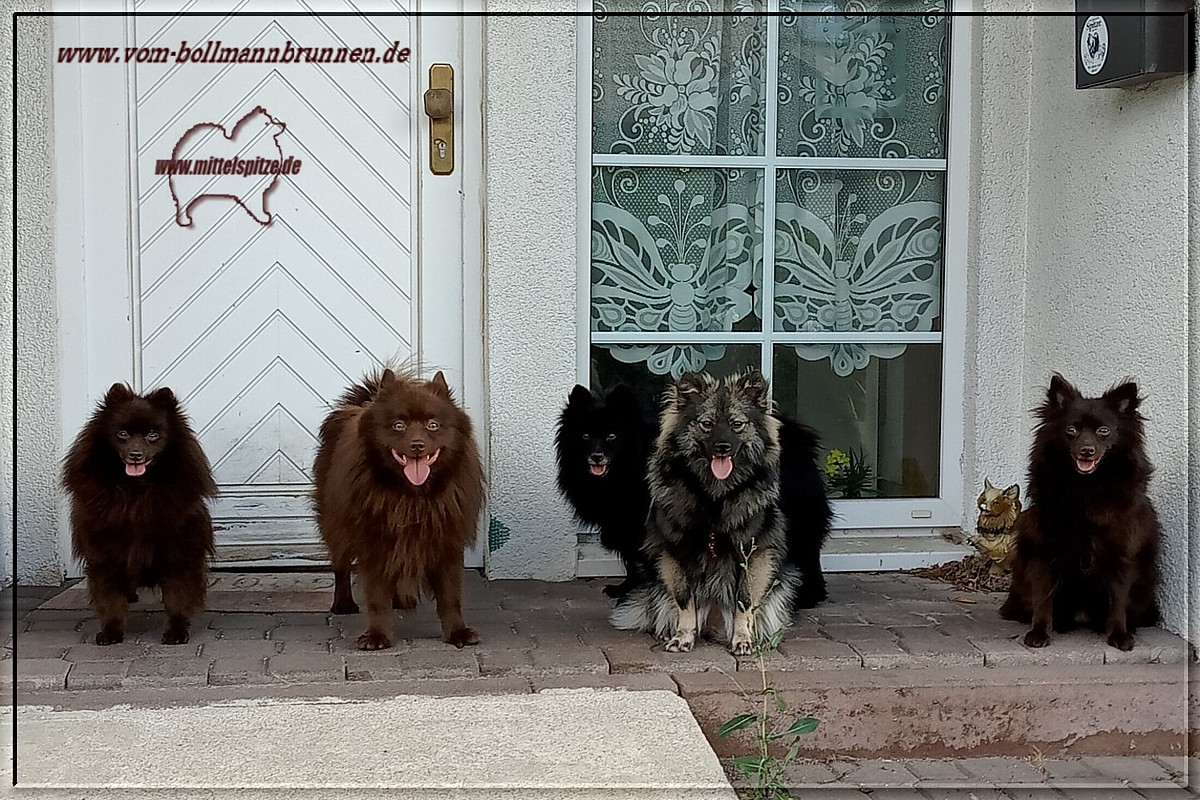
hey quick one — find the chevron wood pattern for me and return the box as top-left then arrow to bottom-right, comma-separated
130,1 -> 415,558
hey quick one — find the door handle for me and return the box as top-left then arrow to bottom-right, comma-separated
424,64 -> 454,175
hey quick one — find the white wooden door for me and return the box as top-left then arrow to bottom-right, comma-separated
54,2 -> 483,568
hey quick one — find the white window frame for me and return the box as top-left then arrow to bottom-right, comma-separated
576,1 -> 972,535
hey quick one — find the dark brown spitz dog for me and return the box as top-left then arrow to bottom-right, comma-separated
1000,374 -> 1161,651
313,367 -> 484,650
62,383 -> 217,645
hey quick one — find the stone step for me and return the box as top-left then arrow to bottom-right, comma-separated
681,662 -> 1191,761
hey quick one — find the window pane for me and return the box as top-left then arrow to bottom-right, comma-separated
590,343 -> 761,413
773,168 -> 944,350
776,3 -> 950,159
592,3 -> 767,156
592,167 -> 763,333
774,343 -> 941,498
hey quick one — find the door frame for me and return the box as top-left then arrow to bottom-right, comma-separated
52,1 -> 486,574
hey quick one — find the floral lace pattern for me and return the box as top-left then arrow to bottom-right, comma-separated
777,0 -> 948,158
591,167 -> 761,377
589,3 -> 950,379
593,0 -> 766,156
774,170 -> 943,376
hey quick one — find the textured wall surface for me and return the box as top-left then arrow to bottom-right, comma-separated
963,5 -> 1190,636
1023,16 -> 1190,636
481,8 -> 580,579
961,10 -> 1036,538
1189,19 -> 1198,647
3,5 -> 62,586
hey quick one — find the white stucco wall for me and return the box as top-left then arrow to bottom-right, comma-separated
1189,20 -> 1198,648
481,9 -> 580,579
965,5 -> 1191,638
961,10 -> 1035,537
1023,15 -> 1190,638
3,5 -> 62,587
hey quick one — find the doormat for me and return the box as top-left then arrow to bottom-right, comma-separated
37,573 -> 337,613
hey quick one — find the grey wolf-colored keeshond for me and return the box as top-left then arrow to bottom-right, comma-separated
610,369 -> 801,655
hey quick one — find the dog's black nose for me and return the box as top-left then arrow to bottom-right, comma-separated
588,453 -> 607,465
713,441 -> 733,456
1080,445 -> 1096,458
127,451 -> 144,463
410,440 -> 426,454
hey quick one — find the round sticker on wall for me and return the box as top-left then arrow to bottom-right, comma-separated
1080,15 -> 1109,76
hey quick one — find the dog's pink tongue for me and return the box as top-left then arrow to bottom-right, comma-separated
404,456 -> 432,486
711,456 -> 733,480
125,463 -> 146,477
1075,458 -> 1097,474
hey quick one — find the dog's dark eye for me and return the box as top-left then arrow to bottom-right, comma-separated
1097,426 -> 1110,437
393,420 -> 407,432
581,433 -> 590,441
698,419 -> 714,432
145,431 -> 160,442
605,433 -> 616,442
117,430 -> 130,440
1065,425 -> 1078,436
426,420 -> 440,431
731,421 -> 746,431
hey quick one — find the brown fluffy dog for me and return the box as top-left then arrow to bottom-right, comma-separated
62,383 -> 217,645
313,368 -> 484,650
1000,374 -> 1160,651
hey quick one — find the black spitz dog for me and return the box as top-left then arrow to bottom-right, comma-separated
999,374 -> 1161,651
611,370 -> 802,654
62,384 -> 217,645
556,382 -> 831,604
555,384 -> 655,598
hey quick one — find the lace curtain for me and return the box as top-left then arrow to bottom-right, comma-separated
590,0 -> 949,378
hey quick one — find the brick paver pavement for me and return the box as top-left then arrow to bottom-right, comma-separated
5,571 -> 1195,795
6,571 -> 1191,692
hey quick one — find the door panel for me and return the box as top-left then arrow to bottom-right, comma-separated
55,2 -> 477,567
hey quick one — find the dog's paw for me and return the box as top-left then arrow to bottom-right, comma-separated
356,631 -> 393,650
444,627 -> 480,649
1107,630 -> 1135,652
663,632 -> 695,653
331,598 -> 360,615
161,627 -> 190,646
602,583 -> 627,600
729,638 -> 753,657
1023,629 -> 1050,648
393,594 -> 419,611
95,628 -> 124,646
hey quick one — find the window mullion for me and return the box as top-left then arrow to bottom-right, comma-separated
761,2 -> 780,385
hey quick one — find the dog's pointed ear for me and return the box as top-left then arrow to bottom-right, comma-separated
1047,373 -> 1078,409
146,387 -> 178,408
1004,483 -> 1020,502
1103,380 -> 1140,415
567,385 -> 593,409
984,477 -> 996,492
672,372 -> 713,408
428,371 -> 452,397
379,368 -> 398,390
103,383 -> 135,405
732,369 -> 771,411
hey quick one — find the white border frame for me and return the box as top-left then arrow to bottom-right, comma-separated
575,5 -> 973,535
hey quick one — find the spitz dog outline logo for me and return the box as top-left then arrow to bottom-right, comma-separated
168,106 -> 291,228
